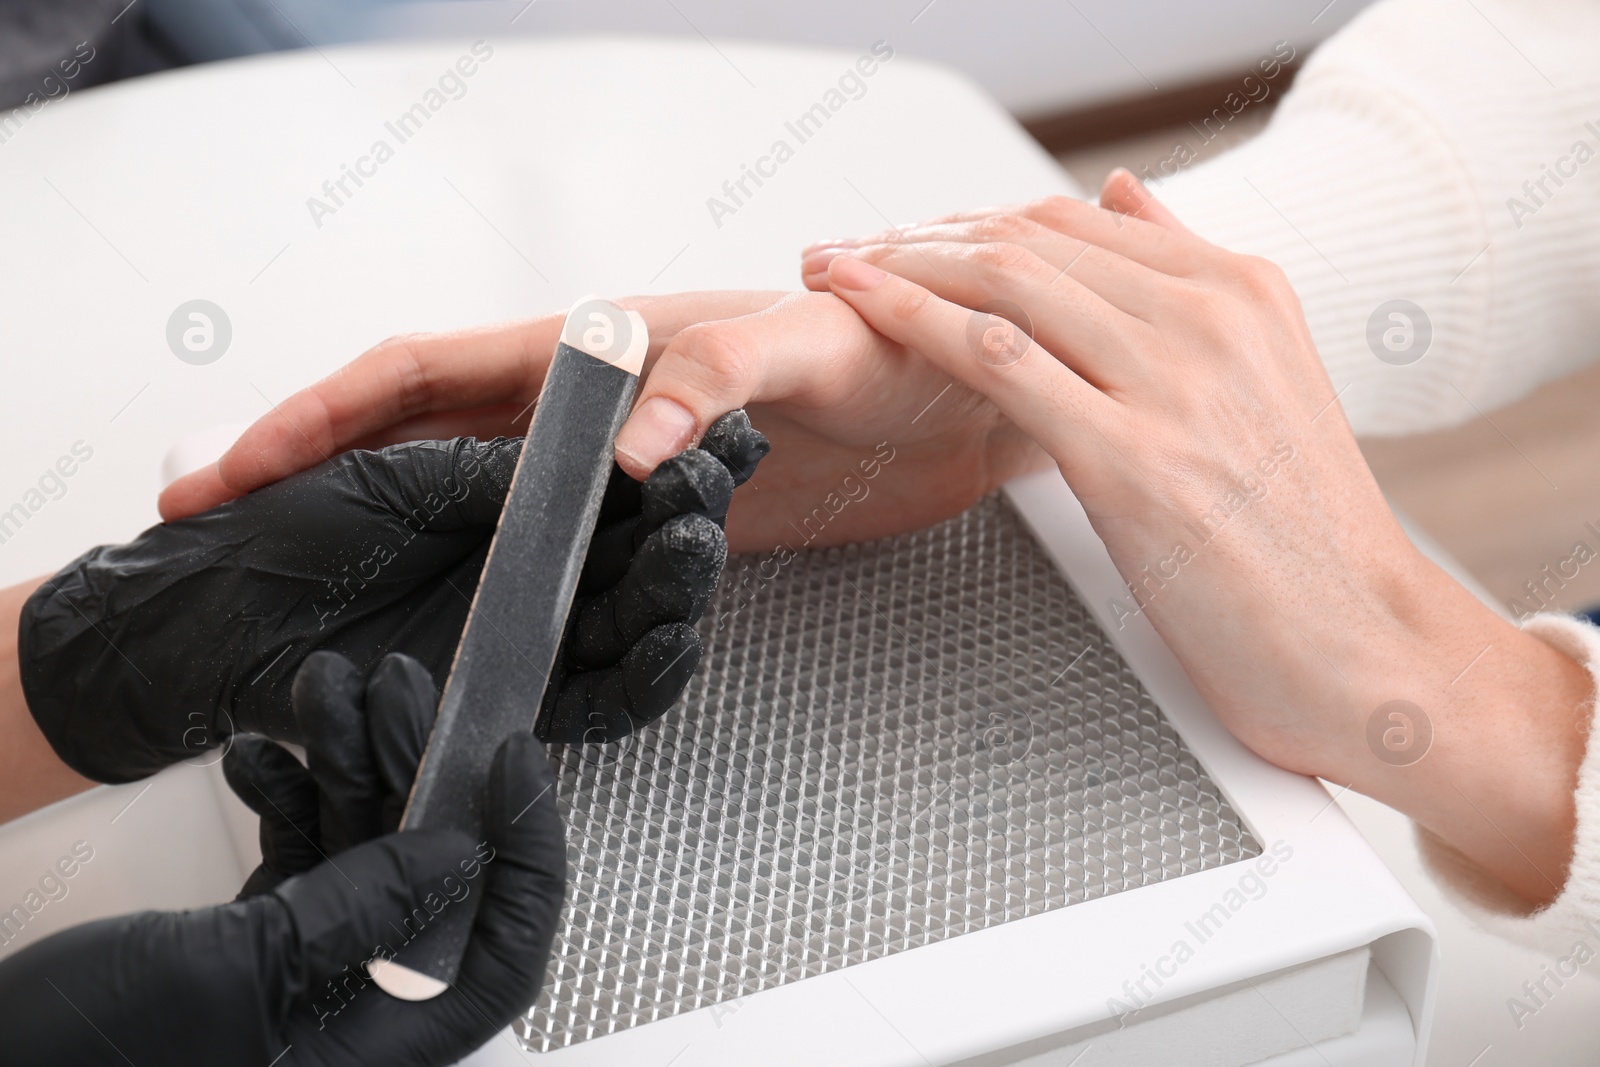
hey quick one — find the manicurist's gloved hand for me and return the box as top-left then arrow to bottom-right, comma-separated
225,650 -> 442,896
0,651 -> 566,1066
19,411 -> 768,782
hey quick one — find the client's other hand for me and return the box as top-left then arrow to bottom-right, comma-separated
804,171 -> 1593,909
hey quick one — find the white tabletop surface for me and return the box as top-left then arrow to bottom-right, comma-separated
0,35 -> 1066,584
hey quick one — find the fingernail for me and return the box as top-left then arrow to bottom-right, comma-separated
800,246 -> 848,277
801,236 -> 855,255
1107,167 -> 1151,207
616,396 -> 697,472
829,255 -> 886,291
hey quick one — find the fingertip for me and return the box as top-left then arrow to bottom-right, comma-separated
615,395 -> 698,477
367,653 -> 438,811
1098,167 -> 1136,209
800,236 -> 856,256
623,622 -> 703,724
157,464 -> 232,522
699,409 -> 770,487
292,650 -> 363,703
291,651 -> 368,765
640,449 -> 734,531
222,735 -> 314,819
828,254 -> 888,292
490,731 -> 561,847
800,246 -> 848,279
1100,167 -> 1157,216
222,734 -> 301,793
495,730 -> 548,787
661,511 -> 729,569
1100,167 -> 1191,233
613,447 -> 654,482
367,652 -> 438,712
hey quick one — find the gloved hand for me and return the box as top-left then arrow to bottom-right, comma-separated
225,650 -> 442,897
19,411 -> 769,782
0,650 -> 566,1067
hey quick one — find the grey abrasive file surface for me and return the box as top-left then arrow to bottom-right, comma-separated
374,298 -> 646,996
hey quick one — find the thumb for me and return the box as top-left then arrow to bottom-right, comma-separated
452,732 -> 566,1019
266,827 -> 485,1003
341,436 -> 522,533
611,291 -> 854,477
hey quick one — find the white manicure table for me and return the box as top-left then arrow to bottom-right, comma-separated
0,38 -> 1434,1065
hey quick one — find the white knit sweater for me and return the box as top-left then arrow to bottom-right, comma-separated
1156,0 -> 1600,952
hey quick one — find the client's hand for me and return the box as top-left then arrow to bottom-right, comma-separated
156,292 -> 1048,552
805,171 -> 1593,908
0,652 -> 564,1067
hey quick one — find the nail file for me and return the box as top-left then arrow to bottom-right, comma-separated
370,297 -> 646,1002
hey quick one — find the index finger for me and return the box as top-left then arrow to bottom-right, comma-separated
804,193 -> 1208,280
158,318 -> 561,521
158,291 -> 792,521
614,291 -> 899,476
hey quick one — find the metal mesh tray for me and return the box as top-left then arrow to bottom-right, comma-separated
516,492 -> 1260,1053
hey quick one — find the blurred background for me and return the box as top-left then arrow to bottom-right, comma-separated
3,0 -> 1358,117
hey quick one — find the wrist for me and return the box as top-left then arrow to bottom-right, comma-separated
0,577 -> 95,824
1326,556 -> 1591,907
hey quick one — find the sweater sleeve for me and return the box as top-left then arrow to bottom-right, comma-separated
1153,0 -> 1600,437
1413,615 -> 1600,953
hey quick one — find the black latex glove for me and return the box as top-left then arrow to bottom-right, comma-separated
19,412 -> 769,781
0,651 -> 566,1066
225,650 -> 441,897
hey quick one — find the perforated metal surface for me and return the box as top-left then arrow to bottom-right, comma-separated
515,493 -> 1259,1053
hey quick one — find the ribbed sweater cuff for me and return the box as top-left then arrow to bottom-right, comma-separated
1151,0 -> 1600,438
1414,614 -> 1600,953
